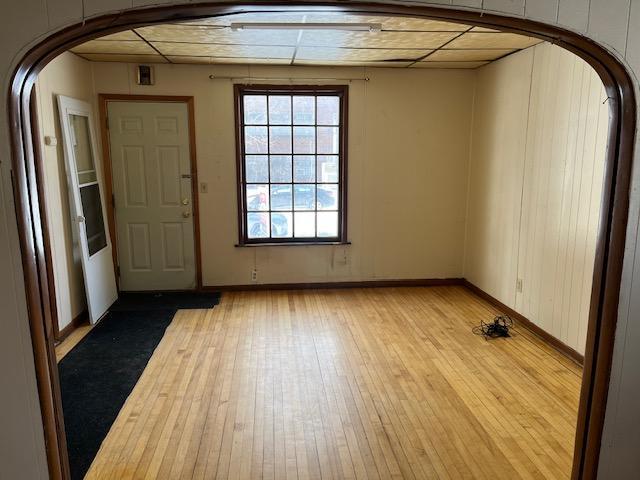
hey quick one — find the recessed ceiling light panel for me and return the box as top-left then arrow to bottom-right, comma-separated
230,22 -> 383,32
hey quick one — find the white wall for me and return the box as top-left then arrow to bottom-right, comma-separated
90,62 -> 475,286
464,47 -> 532,307
515,43 -> 609,354
35,51 -> 94,332
3,2 -> 640,479
464,42 -> 609,356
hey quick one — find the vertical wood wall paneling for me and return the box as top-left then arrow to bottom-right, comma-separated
466,42 -> 608,356
463,48 -> 533,307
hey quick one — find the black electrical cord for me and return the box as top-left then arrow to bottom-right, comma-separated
472,315 -> 514,339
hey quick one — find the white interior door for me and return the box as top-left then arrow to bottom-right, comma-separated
107,101 -> 196,291
57,95 -> 118,324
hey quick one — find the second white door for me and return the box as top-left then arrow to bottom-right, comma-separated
108,101 -> 196,291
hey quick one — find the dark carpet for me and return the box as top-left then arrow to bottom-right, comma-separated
58,291 -> 220,480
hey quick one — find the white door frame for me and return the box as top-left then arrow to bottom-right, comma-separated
98,94 -> 202,291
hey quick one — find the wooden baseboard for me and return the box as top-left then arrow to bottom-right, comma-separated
203,277 -> 464,292
55,310 -> 88,344
461,279 -> 584,365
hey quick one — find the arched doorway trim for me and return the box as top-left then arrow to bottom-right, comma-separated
8,3 -> 635,479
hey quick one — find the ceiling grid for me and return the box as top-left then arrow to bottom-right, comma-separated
71,12 -> 542,69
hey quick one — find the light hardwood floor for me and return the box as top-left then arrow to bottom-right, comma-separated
84,286 -> 581,479
56,324 -> 93,362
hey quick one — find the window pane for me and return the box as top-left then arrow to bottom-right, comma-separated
271,212 -> 292,238
245,126 -> 268,154
317,127 -> 339,154
317,211 -> 338,238
317,184 -> 338,210
78,171 -> 97,185
244,95 -> 267,124
245,155 -> 268,183
293,96 -> 315,125
246,184 -> 269,211
317,155 -> 339,182
70,115 -> 95,174
269,126 -> 292,154
79,184 -> 107,256
247,212 -> 270,238
294,184 -> 316,210
270,155 -> 292,182
268,95 -> 291,124
294,155 -> 315,182
317,96 -> 340,125
293,126 -> 315,154
270,185 -> 292,210
294,212 -> 315,237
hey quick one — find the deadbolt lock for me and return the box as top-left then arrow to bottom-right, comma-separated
182,198 -> 190,205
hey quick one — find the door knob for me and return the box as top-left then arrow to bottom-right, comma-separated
77,215 -> 85,223
182,211 -> 191,218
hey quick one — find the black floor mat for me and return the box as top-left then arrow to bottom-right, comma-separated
110,291 -> 222,311
58,291 -> 220,480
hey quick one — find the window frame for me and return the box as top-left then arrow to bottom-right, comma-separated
234,84 -> 349,246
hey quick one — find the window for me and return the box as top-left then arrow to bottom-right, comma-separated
235,85 -> 348,245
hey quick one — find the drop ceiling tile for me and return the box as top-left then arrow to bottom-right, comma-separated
470,26 -> 502,32
294,60 -> 412,67
300,13 -> 471,31
296,47 -> 429,62
71,40 -> 156,55
165,56 -> 291,65
75,53 -> 168,63
136,24 -> 299,46
425,49 -> 514,61
298,30 -> 458,49
209,57 -> 291,65
98,30 -> 141,41
165,55 -> 213,64
446,32 -> 541,49
180,12 -> 471,32
412,61 -> 489,68
152,42 -> 295,59
180,12 -> 307,26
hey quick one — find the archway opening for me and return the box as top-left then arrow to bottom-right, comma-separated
10,4 -> 634,479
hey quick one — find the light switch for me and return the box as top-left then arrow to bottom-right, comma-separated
200,182 -> 208,193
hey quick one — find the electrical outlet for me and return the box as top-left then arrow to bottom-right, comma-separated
516,278 -> 523,293
251,269 -> 258,283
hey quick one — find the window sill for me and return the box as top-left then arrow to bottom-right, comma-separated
235,241 -> 351,248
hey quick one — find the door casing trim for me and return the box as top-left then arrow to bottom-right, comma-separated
7,3 -> 636,479
98,94 -> 203,291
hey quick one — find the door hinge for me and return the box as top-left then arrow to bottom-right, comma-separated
116,265 -> 120,277
105,116 -> 109,130
111,194 -> 116,209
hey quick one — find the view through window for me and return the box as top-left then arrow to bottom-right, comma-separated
235,85 -> 347,244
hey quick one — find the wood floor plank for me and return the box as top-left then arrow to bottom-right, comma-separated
55,324 -> 92,361
84,286 -> 580,479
